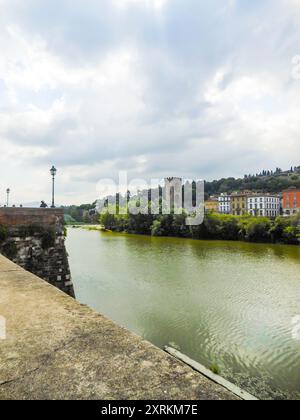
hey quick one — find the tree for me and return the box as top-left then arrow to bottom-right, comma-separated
282,226 -> 299,244
151,220 -> 163,236
100,211 -> 116,230
242,218 -> 272,243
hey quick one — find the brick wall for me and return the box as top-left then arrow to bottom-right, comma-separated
0,208 -> 75,298
0,208 -> 64,228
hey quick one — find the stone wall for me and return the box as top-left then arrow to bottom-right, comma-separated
0,208 -> 75,298
0,207 -> 64,228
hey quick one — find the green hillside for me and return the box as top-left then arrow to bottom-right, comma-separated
64,214 -> 78,225
205,168 -> 300,197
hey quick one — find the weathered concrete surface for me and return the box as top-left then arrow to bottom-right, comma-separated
0,255 -> 239,400
0,207 -> 64,228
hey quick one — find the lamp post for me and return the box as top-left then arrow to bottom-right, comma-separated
50,166 -> 57,208
6,188 -> 10,207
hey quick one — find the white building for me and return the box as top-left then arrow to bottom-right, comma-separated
247,195 -> 281,217
218,194 -> 231,214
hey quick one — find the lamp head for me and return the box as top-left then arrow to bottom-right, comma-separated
50,166 -> 57,177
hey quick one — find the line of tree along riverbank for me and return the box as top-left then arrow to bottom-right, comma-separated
99,210 -> 300,245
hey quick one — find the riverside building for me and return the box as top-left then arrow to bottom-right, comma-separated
247,195 -> 280,218
282,189 -> 300,216
218,194 -> 231,214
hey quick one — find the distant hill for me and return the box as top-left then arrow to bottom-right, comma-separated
63,203 -> 98,224
63,165 -> 300,210
64,214 -> 78,225
205,166 -> 300,197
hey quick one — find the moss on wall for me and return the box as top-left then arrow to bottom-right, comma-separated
0,221 -> 74,298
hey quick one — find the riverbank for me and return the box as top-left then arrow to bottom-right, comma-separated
79,213 -> 300,247
70,224 -> 106,231
101,211 -> 300,245
0,254 -> 239,400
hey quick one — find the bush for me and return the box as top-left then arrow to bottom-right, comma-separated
282,226 -> 300,245
127,213 -> 153,235
151,220 -> 162,236
18,224 -> 44,238
242,218 -> 272,243
0,225 -> 8,243
41,228 -> 56,250
2,240 -> 17,259
115,215 -> 129,232
99,205 -> 300,245
269,217 -> 289,243
100,211 -> 117,230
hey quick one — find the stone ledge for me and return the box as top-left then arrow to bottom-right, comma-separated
0,255 -> 238,400
0,208 -> 64,228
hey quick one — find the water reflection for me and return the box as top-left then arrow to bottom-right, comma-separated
67,229 -> 300,400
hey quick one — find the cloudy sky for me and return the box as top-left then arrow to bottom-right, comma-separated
1,0 -> 300,205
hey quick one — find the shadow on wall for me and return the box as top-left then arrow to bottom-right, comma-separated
0,208 -> 75,298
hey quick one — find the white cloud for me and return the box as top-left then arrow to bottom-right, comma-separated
113,0 -> 169,11
0,0 -> 300,204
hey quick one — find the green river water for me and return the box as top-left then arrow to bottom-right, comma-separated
66,228 -> 300,400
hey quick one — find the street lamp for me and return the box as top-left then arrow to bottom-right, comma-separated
6,188 -> 10,207
50,166 -> 57,208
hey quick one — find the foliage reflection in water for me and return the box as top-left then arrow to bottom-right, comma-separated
66,228 -> 300,400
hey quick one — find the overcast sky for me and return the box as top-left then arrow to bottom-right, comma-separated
1,0 -> 300,205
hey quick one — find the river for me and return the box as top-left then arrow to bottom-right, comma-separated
66,227 -> 300,400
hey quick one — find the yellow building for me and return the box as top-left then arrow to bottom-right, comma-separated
231,194 -> 248,216
205,198 -> 219,213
